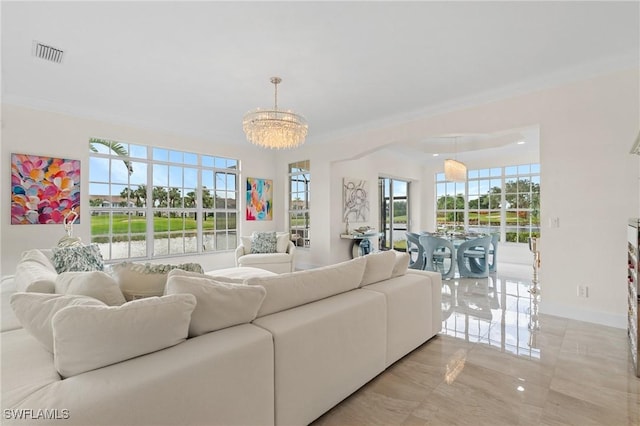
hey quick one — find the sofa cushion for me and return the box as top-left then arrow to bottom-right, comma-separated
51,244 -> 104,273
52,293 -> 196,378
109,261 -> 204,301
360,250 -> 396,286
166,271 -> 266,337
246,257 -> 366,317
205,267 -> 278,282
276,232 -> 290,253
238,252 -> 293,266
55,271 -> 126,306
391,251 -> 410,278
251,231 -> 277,254
14,249 -> 58,293
10,292 -> 105,352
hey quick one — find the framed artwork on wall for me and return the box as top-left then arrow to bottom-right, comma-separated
343,177 -> 369,223
11,153 -> 81,225
246,177 -> 273,221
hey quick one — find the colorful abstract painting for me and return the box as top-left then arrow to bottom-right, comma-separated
246,177 -> 272,221
343,177 -> 369,223
11,153 -> 81,225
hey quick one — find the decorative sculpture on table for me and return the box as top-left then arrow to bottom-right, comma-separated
57,208 -> 82,247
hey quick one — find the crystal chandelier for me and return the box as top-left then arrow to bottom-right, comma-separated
444,137 -> 467,181
243,77 -> 308,149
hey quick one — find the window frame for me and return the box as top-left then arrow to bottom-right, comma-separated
89,139 -> 239,261
288,160 -> 311,248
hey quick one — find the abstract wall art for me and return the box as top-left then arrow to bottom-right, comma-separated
11,153 -> 81,225
343,177 -> 369,223
246,177 -> 273,221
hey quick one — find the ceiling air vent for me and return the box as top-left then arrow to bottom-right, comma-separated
32,41 -> 64,64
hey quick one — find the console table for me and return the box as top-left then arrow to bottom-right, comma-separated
340,232 -> 383,258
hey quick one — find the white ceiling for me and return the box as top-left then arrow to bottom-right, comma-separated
2,1 -> 638,156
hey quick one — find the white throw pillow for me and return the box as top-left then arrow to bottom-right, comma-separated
276,232 -> 290,253
109,262 -> 204,301
56,271 -> 126,306
14,249 -> 57,293
10,292 -> 105,352
246,256 -> 366,317
240,236 -> 253,254
52,294 -> 196,378
391,251 -> 410,278
165,273 -> 266,337
360,250 -> 397,286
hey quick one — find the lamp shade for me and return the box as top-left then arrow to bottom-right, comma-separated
444,159 -> 467,182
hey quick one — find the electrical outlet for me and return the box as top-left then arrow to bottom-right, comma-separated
577,285 -> 589,298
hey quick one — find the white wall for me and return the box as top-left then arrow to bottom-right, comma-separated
0,104 -> 280,274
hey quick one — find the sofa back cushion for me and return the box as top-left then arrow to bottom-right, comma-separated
10,292 -> 105,352
52,294 -> 196,378
55,271 -> 126,306
360,250 -> 396,286
109,262 -> 204,301
391,251 -> 410,278
166,271 -> 266,337
14,249 -> 57,293
246,257 -> 366,317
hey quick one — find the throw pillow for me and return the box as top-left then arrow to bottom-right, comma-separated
51,244 -> 104,274
360,250 -> 397,286
166,273 -> 266,337
276,232 -> 290,253
250,231 -> 277,254
109,262 -> 204,301
10,292 -> 105,352
52,294 -> 196,378
56,271 -> 126,306
14,250 -> 57,293
246,257 -> 367,317
240,236 -> 253,254
391,251 -> 410,278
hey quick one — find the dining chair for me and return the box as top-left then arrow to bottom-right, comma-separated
456,235 -> 492,278
405,232 -> 425,270
488,233 -> 499,273
419,234 -> 455,280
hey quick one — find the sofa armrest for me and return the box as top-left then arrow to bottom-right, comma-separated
234,245 -> 246,265
5,324 -> 275,426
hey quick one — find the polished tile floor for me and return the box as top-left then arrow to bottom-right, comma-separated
313,264 -> 640,425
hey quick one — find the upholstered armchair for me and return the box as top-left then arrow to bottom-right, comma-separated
235,232 -> 296,274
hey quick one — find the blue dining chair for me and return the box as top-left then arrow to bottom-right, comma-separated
419,234 -> 455,279
488,233 -> 499,273
405,232 -> 425,270
456,235 -> 492,278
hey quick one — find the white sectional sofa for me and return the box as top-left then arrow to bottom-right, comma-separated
1,250 -> 441,426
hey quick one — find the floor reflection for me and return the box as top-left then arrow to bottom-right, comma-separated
442,265 -> 541,359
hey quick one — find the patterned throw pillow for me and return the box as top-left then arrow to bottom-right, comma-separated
52,244 -> 104,273
251,232 -> 277,254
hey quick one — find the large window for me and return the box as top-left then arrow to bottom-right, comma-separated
379,177 -> 410,250
289,160 -> 310,248
89,138 -> 238,260
435,163 -> 540,243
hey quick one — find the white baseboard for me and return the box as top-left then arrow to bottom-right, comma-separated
540,300 -> 627,329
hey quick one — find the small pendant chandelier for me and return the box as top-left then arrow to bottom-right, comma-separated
242,77 -> 308,149
444,137 -> 467,182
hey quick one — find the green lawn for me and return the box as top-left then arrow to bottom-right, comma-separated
91,214 -> 233,235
